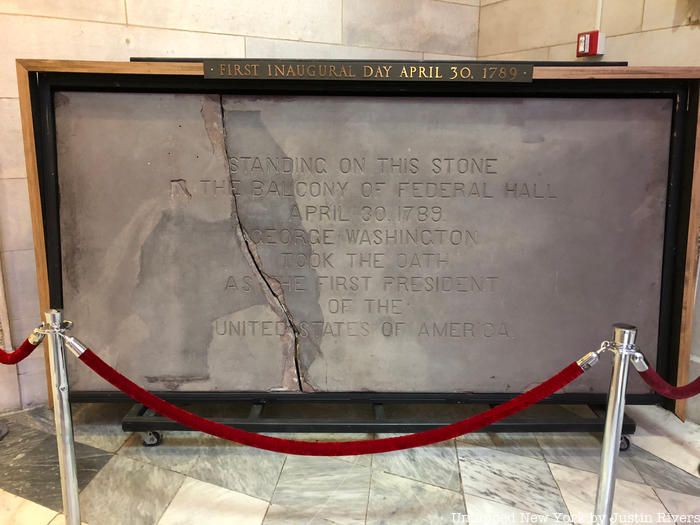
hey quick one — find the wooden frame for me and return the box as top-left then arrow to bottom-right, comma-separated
15,59 -> 700,417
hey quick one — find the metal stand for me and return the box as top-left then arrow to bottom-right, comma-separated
119,396 -> 637,438
594,323 -> 638,525
45,309 -> 81,525
41,309 -> 640,525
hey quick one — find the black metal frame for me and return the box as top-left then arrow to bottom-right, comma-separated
25,62 -> 699,433
120,399 -> 637,434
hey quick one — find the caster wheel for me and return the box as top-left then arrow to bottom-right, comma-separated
142,431 -> 163,447
619,435 -> 631,452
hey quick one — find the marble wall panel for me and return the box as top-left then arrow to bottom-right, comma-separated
343,0 -> 478,56
125,0 -> 342,43
478,0 -> 596,56
0,0 -> 125,22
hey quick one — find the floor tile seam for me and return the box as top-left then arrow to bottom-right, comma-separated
265,454 -> 289,511
370,464 -> 463,494
454,438 -> 469,520
151,474 -> 187,525
363,454 -> 372,525
647,485 -> 679,522
543,455 -> 574,522
457,440 -> 548,465
460,454 -> 573,521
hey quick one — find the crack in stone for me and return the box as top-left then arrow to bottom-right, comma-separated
217,96 -> 305,392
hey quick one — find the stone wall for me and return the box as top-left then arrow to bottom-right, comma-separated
478,0 -> 700,64
0,0 -> 478,411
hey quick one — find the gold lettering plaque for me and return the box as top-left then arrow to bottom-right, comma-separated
203,60 -> 533,83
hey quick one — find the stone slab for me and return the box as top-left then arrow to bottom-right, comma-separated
56,92 -> 672,393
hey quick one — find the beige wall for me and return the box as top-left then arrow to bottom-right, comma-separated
478,0 -> 700,64
0,0 -> 478,412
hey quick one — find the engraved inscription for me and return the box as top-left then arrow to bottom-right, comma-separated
204,60 -> 534,83
174,96 -> 669,393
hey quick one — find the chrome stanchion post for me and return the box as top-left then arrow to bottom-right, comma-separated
45,309 -> 81,525
594,323 -> 637,525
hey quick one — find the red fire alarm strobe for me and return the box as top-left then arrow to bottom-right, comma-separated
576,30 -> 606,57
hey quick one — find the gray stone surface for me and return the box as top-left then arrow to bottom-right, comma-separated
221,95 -> 670,393
56,92 -> 672,394
56,93 -> 297,392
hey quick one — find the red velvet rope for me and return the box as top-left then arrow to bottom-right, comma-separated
638,365 -> 700,400
78,349 -> 584,456
0,339 -> 39,365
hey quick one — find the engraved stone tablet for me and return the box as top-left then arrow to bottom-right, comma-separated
56,92 -> 672,394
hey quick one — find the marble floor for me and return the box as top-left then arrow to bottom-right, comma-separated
0,404 -> 700,524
